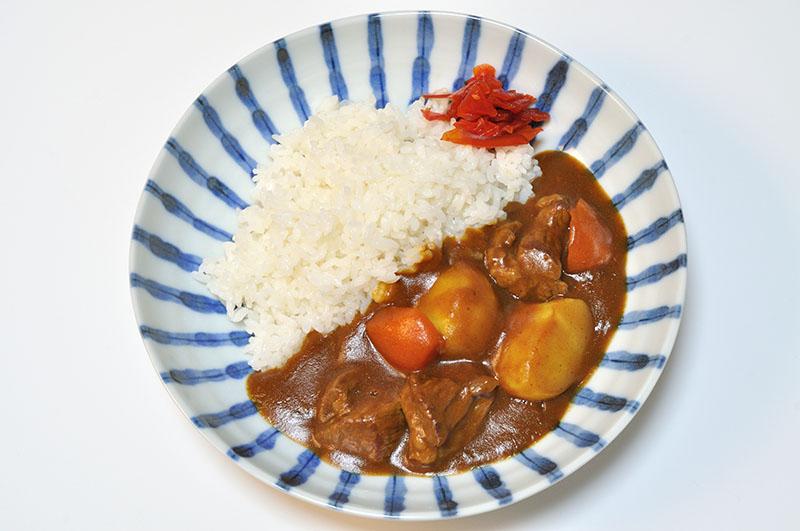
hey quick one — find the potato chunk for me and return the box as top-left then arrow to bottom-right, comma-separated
495,298 -> 592,400
416,263 -> 500,359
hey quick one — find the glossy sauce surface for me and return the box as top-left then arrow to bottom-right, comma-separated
247,150 -> 627,475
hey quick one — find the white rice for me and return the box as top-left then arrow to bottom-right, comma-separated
198,97 -> 540,370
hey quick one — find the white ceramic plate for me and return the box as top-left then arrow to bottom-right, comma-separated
130,11 -> 687,520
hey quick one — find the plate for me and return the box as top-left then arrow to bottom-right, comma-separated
130,11 -> 687,520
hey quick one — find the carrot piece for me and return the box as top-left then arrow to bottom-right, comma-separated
565,199 -> 614,272
366,307 -> 444,372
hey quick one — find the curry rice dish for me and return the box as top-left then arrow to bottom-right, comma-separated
200,65 -> 627,475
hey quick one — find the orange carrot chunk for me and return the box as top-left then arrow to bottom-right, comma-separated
565,199 -> 614,273
366,307 -> 444,372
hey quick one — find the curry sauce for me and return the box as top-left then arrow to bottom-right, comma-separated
247,150 -> 627,475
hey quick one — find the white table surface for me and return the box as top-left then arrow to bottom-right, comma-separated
2,0 -> 798,529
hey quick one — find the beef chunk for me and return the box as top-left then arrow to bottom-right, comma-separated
312,364 -> 405,463
400,372 -> 498,466
485,194 -> 571,301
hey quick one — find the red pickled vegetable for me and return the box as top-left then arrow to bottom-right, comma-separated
443,126 -> 543,148
366,306 -> 444,372
422,64 -> 549,148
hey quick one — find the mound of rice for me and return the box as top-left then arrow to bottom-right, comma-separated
198,97 -> 540,370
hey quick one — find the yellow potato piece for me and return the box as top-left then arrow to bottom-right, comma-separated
495,298 -> 593,400
417,263 -> 500,359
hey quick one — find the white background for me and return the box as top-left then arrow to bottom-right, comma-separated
2,0 -> 798,529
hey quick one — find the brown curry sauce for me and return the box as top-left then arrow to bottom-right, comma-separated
247,150 -> 627,475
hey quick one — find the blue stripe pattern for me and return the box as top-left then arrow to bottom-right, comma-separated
619,305 -> 682,329
275,39 -> 311,122
590,122 -> 644,178
573,388 -> 640,413
515,449 -> 564,483
600,351 -> 667,371
555,422 -> 606,451
627,254 -> 688,291
498,31 -> 525,89
328,471 -> 361,509
367,14 -> 387,108
277,450 -> 321,490
559,85 -> 607,150
409,12 -> 434,103
161,361 -> 252,385
628,209 -> 684,250
384,476 -> 407,517
192,400 -> 258,428
535,58 -> 570,113
473,466 -> 512,505
132,226 -> 202,272
612,160 -> 668,209
319,24 -> 349,101
195,96 -> 257,176
130,273 -> 225,314
228,428 -> 280,460
433,475 -> 458,517
452,17 -> 481,90
164,138 -> 248,209
144,180 -> 232,241
139,326 -> 250,347
228,65 -> 279,143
